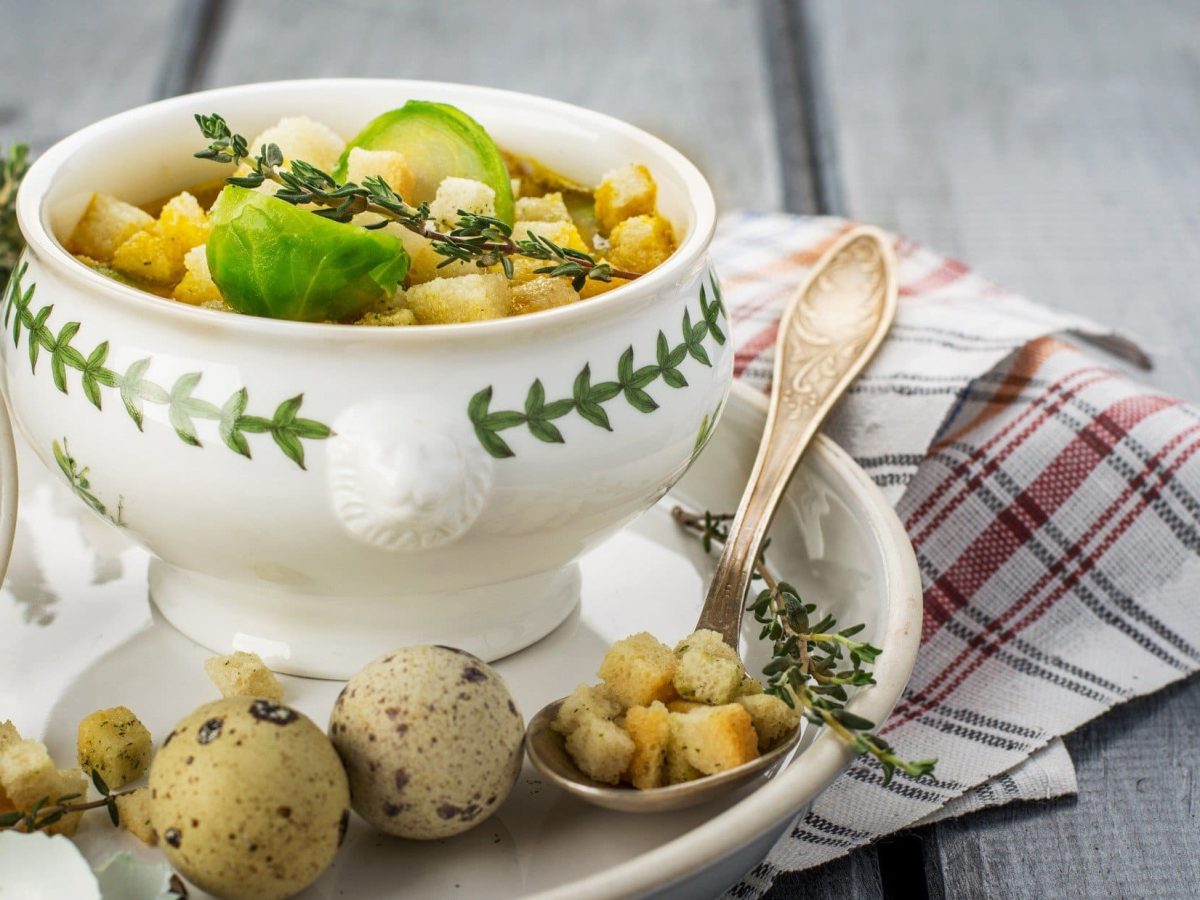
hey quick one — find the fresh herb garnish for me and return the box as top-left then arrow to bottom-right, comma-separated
0,143 -> 29,288
0,768 -> 130,833
674,507 -> 937,787
193,114 -> 639,291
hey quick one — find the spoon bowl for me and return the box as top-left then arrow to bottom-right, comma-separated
526,700 -> 802,812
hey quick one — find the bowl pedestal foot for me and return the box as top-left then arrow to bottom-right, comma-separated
148,559 -> 581,679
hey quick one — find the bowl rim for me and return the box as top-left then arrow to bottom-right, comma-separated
531,382 -> 924,900
16,78 -> 717,343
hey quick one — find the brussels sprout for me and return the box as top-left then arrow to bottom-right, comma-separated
206,186 -> 409,323
335,100 -> 515,225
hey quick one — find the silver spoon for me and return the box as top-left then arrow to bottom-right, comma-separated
526,226 -> 898,812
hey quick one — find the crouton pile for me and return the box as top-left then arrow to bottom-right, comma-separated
553,629 -> 800,789
66,113 -> 678,326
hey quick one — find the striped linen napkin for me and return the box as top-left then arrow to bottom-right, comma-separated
710,214 -> 1200,890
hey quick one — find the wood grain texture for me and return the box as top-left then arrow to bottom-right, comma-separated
197,0 -> 786,213
805,0 -> 1200,895
0,0 -> 187,150
807,0 -> 1200,400
926,676 -> 1200,899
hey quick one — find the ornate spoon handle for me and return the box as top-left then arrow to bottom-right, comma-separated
695,227 -> 898,645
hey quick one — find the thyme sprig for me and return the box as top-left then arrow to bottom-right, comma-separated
1,143 -> 29,287
194,114 -> 640,291
0,769 -> 130,833
673,508 -> 937,787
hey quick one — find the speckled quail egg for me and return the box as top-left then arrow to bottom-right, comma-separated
328,645 -> 525,839
149,698 -> 350,900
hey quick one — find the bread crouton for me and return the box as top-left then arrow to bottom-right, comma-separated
607,214 -> 676,275
737,693 -> 800,751
172,245 -> 223,306
204,651 -> 284,700
512,219 -> 588,254
344,147 -> 417,203
515,192 -> 571,223
594,164 -> 657,235
430,177 -> 496,229
622,701 -> 671,790
156,191 -> 211,258
673,629 -> 746,705
76,706 -> 152,790
738,675 -> 765,696
553,683 -> 623,736
115,786 -> 157,845
670,704 -> 759,775
509,275 -> 579,315
356,308 -> 417,327
248,116 -> 345,173
0,722 -> 19,812
0,740 -> 87,835
564,712 -> 635,784
666,699 -> 706,714
407,273 -> 510,324
111,229 -> 182,285
598,632 -> 677,709
396,228 -> 479,284
665,713 -> 703,784
578,266 -> 628,300
67,193 -> 155,262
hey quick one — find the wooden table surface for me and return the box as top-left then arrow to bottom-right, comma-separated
4,1 -> 1197,896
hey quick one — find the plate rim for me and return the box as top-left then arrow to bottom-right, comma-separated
529,381 -> 924,899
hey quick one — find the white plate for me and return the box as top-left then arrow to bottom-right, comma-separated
0,382 -> 921,899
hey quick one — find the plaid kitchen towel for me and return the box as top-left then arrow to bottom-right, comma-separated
710,214 -> 1200,889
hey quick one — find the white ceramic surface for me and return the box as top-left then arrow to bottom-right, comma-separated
5,79 -> 729,677
0,384 -> 922,899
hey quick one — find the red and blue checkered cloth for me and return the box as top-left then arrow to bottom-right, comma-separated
713,214 -> 1199,887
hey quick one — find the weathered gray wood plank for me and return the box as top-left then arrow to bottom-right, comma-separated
927,677 -> 1200,899
807,0 -> 1200,401
806,0 -> 1200,895
0,0 -> 189,150
197,0 -> 788,213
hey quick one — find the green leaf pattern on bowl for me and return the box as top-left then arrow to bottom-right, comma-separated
4,260 -> 333,470
469,272 -> 728,459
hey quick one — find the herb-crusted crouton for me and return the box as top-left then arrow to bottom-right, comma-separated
607,214 -> 676,275
598,632 -> 677,709
673,629 -> 746,705
510,275 -> 579,315
172,245 -> 222,305
0,721 -> 19,812
248,116 -> 346,173
430,177 -> 497,228
356,308 -> 417,327
738,675 -> 765,696
344,147 -> 417,203
553,683 -> 622,736
115,786 -> 157,845
670,704 -> 759,774
204,650 -> 284,700
0,740 -> 87,835
407,273 -> 510,324
67,193 -> 155,262
622,701 -> 671,790
737,693 -> 800,751
594,164 -> 657,235
564,712 -> 635,784
665,713 -> 703,784
515,192 -> 572,223
77,705 -> 152,790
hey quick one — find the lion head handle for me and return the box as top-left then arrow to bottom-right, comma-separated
327,400 -> 493,551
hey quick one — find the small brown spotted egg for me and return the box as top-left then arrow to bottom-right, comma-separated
329,645 -> 525,839
149,698 -> 350,900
